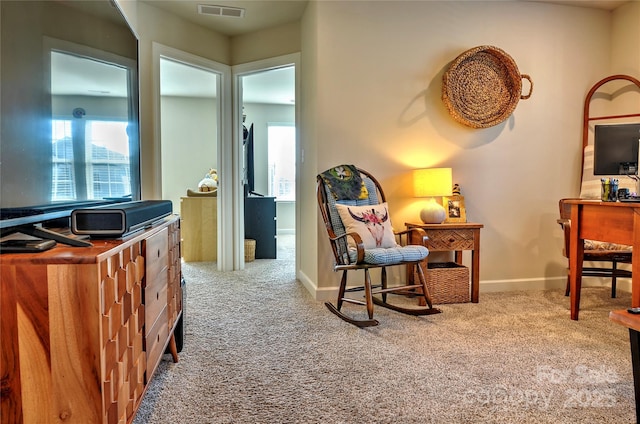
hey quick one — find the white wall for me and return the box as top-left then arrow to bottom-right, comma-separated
160,96 -> 218,212
231,21 -> 301,65
299,1 -> 636,298
612,2 -> 640,77
611,2 -> 640,115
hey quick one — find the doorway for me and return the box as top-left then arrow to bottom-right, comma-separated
236,56 -> 298,263
154,43 -> 234,271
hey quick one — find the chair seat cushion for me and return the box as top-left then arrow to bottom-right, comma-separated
584,239 -> 632,251
349,245 -> 428,265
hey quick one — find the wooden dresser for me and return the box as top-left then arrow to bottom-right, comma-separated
0,216 -> 183,424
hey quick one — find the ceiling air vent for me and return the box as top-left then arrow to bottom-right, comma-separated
198,4 -> 245,18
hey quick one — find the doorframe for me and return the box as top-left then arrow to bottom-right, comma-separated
152,43 -> 234,271
232,52 -> 300,270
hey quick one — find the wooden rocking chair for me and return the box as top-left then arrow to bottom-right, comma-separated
317,165 -> 441,327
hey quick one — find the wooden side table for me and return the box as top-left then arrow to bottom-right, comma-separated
405,222 -> 483,303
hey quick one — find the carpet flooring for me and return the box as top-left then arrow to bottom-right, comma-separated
133,253 -> 636,423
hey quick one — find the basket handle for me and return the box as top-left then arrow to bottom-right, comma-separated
521,74 -> 533,100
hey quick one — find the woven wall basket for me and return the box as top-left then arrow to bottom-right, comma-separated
442,45 -> 533,129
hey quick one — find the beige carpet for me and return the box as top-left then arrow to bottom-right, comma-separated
134,255 -> 636,423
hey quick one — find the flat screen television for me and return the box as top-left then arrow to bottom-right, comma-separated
244,123 -> 260,196
594,123 -> 640,176
0,0 -> 140,243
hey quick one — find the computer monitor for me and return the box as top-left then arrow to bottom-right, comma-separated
593,123 -> 640,176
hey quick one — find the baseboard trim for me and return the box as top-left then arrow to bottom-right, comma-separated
297,269 -> 319,298
480,277 -> 566,293
299,276 -> 632,301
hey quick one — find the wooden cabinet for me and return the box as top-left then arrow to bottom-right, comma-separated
245,196 -> 277,259
180,196 -> 217,262
0,216 -> 182,424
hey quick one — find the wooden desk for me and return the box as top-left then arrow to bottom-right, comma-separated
566,200 -> 640,320
405,222 -> 483,303
609,309 -> 640,423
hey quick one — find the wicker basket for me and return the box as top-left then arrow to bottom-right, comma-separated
425,262 -> 470,304
442,45 -> 533,129
244,239 -> 256,262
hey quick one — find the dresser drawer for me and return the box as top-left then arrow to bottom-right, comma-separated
145,228 -> 168,286
145,276 -> 168,328
145,304 -> 169,379
425,228 -> 475,251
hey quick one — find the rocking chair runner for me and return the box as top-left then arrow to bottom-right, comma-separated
317,165 -> 441,327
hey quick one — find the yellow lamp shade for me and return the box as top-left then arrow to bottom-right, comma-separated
413,168 -> 453,224
413,168 -> 453,198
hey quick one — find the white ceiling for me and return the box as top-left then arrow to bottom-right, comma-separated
52,51 -> 129,97
242,67 -> 296,104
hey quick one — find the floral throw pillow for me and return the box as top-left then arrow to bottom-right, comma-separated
335,203 -> 397,249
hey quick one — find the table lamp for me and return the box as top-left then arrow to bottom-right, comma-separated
413,168 -> 453,224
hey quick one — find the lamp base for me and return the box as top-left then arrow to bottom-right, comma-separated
420,199 -> 446,224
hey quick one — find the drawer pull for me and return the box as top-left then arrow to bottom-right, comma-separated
449,238 -> 455,243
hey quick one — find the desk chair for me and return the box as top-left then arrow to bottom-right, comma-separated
317,165 -> 441,327
558,199 -> 632,298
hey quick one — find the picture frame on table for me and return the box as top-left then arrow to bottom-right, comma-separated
443,195 -> 466,223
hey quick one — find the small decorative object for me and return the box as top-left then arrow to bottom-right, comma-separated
442,45 -> 533,128
413,168 -> 453,224
452,183 -> 461,195
443,195 -> 467,223
601,178 -> 619,202
198,168 -> 218,192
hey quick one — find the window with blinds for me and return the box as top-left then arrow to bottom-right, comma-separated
52,119 -> 131,201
